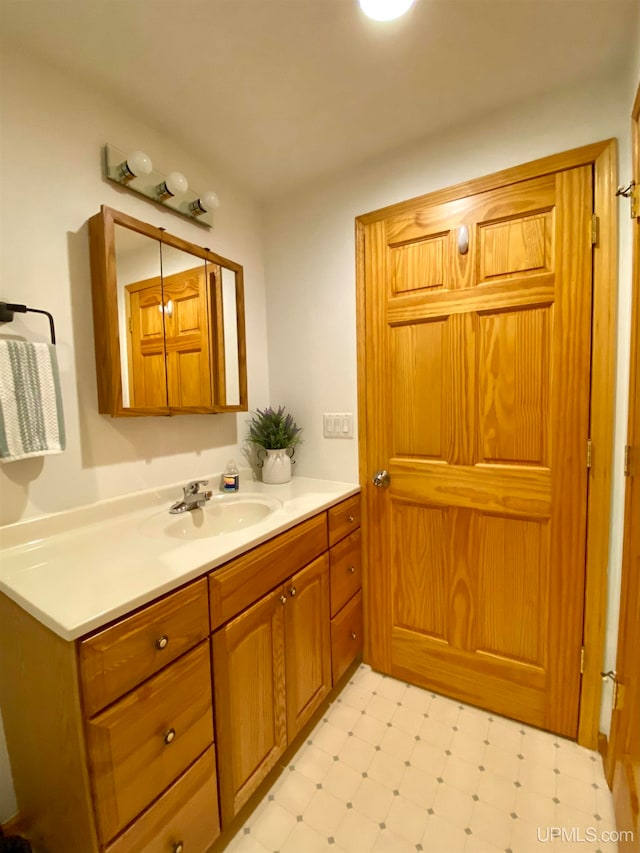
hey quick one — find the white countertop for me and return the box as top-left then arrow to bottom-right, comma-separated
0,476 -> 359,641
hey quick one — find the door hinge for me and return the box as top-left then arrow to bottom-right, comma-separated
613,680 -> 626,711
128,317 -> 132,333
586,438 -> 593,469
580,646 -> 585,674
624,445 -> 631,476
591,214 -> 599,245
616,181 -> 640,218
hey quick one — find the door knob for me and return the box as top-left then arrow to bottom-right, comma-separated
372,469 -> 390,488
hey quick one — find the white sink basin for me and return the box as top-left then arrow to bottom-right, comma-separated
138,493 -> 282,540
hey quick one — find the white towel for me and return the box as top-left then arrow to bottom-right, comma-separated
0,340 -> 66,462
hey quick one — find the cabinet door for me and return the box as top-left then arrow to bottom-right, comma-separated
284,554 -> 331,741
212,587 -> 287,825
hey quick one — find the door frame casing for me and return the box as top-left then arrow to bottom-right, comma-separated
355,139 -> 618,749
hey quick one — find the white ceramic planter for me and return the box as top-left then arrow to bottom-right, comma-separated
259,448 -> 293,484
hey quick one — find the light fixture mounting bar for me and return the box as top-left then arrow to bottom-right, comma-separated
103,144 -> 216,228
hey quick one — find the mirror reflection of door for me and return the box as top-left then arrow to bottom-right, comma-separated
114,225 -> 166,408
160,243 -> 212,409
96,207 -> 247,415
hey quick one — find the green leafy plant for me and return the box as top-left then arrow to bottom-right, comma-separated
247,405 -> 302,450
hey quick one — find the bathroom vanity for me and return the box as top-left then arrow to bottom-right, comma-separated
0,478 -> 361,853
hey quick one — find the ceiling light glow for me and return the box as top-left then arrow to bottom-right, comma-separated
359,0 -> 415,22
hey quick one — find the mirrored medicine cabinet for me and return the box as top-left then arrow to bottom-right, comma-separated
89,206 -> 247,416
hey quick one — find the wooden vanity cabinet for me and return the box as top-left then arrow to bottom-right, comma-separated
211,545 -> 332,825
0,494 -> 361,852
328,498 -> 363,683
0,578 -> 220,853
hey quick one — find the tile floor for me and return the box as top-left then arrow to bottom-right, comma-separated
225,665 -> 618,853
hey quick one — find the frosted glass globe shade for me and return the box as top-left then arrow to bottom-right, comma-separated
165,171 -> 189,196
199,191 -> 220,212
359,0 -> 415,21
126,150 -> 152,176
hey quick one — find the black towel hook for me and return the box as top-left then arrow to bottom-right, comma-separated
0,302 -> 56,345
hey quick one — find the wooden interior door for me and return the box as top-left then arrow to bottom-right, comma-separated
284,554 -> 331,741
126,276 -> 168,408
361,163 -> 594,737
607,84 -> 640,851
163,266 -> 214,409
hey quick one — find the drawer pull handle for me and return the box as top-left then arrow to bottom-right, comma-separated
279,594 -> 287,605
348,515 -> 355,523
164,728 -> 176,745
288,586 -> 297,597
173,843 -> 184,853
351,631 -> 357,640
156,635 -> 169,650
348,566 -> 356,574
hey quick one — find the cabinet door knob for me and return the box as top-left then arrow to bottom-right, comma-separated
348,515 -> 355,523
155,635 -> 169,650
163,728 -> 176,745
348,566 -> 356,574
350,631 -> 357,640
288,586 -> 297,597
173,843 -> 184,853
279,594 -> 287,605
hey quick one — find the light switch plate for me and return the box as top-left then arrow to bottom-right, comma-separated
323,412 -> 354,439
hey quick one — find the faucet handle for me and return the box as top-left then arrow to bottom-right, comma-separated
184,479 -> 209,496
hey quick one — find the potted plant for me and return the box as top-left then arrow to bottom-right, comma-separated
247,405 -> 302,484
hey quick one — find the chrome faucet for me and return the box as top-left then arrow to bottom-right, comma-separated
169,480 -> 213,514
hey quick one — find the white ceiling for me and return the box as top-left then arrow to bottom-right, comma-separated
1,0 -> 638,200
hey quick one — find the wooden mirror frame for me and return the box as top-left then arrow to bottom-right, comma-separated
89,205 -> 247,417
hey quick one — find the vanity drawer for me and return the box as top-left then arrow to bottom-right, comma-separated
328,495 -> 360,547
79,578 -> 209,716
330,529 -> 362,617
331,590 -> 363,684
87,641 -> 214,844
106,747 -> 220,853
209,513 -> 327,629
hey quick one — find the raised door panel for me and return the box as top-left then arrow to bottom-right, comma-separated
391,319 -> 451,459
127,282 -> 168,409
392,502 -> 448,642
284,555 -> 331,740
212,588 -> 287,825
477,306 -> 550,466
86,641 -> 214,844
164,266 -> 213,409
390,233 -> 449,294
477,209 -> 554,282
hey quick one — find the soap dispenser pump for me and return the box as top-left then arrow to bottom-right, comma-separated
221,459 -> 240,492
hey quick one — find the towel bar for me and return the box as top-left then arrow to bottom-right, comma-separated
0,302 -> 56,345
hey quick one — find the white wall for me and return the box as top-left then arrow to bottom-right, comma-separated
0,46 -> 270,822
0,47 -> 270,529
264,71 -> 633,735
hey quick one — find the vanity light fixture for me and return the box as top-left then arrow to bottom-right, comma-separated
156,171 -> 189,201
358,0 -> 415,21
190,190 -> 220,217
103,143 -> 219,229
118,150 -> 153,182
